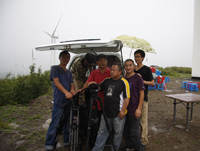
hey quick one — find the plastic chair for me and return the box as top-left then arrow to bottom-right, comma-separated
148,82 -> 157,90
190,83 -> 199,92
186,81 -> 193,89
181,81 -> 187,89
157,76 -> 165,91
150,67 -> 155,73
194,82 -> 200,89
165,77 -> 170,83
156,70 -> 161,76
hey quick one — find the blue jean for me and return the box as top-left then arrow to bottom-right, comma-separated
92,115 -> 126,151
124,115 -> 142,151
45,103 -> 70,150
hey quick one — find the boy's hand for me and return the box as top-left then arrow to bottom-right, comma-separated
135,108 -> 142,119
77,89 -> 82,92
70,90 -> 77,95
118,110 -> 125,119
65,92 -> 73,99
137,73 -> 142,77
88,81 -> 97,85
77,89 -> 85,94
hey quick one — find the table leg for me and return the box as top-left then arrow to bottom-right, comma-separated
186,103 -> 190,131
173,99 -> 176,124
190,102 -> 194,122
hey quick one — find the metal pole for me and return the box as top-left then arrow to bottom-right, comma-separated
86,96 -> 95,150
119,43 -> 124,76
190,102 -> 194,122
173,99 -> 176,124
186,103 -> 190,131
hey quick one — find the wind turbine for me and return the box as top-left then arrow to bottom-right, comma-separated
23,64 -> 26,76
15,64 -> 17,78
32,48 -> 36,65
44,15 -> 62,66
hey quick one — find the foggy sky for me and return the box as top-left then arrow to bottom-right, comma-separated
0,0 -> 194,78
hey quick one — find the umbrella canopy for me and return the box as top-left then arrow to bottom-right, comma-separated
114,35 -> 156,54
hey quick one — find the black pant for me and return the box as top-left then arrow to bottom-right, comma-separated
124,115 -> 142,151
90,110 -> 102,147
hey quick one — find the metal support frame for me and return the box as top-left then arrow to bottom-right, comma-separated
172,99 -> 200,131
86,89 -> 116,151
186,103 -> 190,131
69,106 -> 80,151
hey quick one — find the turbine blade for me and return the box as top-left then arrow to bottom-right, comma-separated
32,49 -> 33,58
32,48 -> 36,59
52,14 -> 62,36
44,31 -> 52,37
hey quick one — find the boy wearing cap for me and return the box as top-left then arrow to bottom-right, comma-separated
71,53 -> 95,105
82,54 -> 111,147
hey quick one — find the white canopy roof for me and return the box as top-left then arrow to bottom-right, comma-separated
35,39 -> 123,54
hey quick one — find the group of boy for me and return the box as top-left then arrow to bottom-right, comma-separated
45,49 -> 154,151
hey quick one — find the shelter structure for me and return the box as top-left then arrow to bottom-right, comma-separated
192,0 -> 200,79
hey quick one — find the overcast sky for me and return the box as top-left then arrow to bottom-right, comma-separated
0,0 -> 194,78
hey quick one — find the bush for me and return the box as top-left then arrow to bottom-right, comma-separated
0,74 -> 16,106
156,66 -> 191,77
0,64 -> 52,106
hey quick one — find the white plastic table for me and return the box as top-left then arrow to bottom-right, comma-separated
165,93 -> 200,131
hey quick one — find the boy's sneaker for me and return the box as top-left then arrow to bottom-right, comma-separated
122,147 -> 134,151
140,145 -> 146,151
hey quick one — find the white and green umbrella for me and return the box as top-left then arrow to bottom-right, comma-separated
114,35 -> 156,54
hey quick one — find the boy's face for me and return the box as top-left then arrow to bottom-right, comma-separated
134,53 -> 144,64
59,54 -> 70,66
97,57 -> 107,69
110,65 -> 121,79
124,61 -> 135,74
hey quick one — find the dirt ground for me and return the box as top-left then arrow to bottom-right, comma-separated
0,77 -> 200,151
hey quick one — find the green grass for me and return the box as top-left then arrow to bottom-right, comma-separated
0,105 -> 29,125
8,117 -> 15,122
28,114 -> 42,121
0,121 -> 11,129
20,121 -> 27,125
173,132 -> 178,135
19,145 -> 27,150
22,117 -> 27,120
21,128 -> 29,133
9,139 -> 13,145
1,114 -> 11,118
155,140 -> 160,144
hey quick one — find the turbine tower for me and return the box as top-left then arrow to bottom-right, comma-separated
32,48 -> 36,65
44,15 -> 62,66
15,64 -> 17,78
23,64 -> 26,76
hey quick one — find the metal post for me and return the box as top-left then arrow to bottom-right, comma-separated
186,103 -> 190,131
69,106 -> 79,151
86,95 -> 95,151
190,102 -> 194,122
173,99 -> 176,124
119,43 -> 124,76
